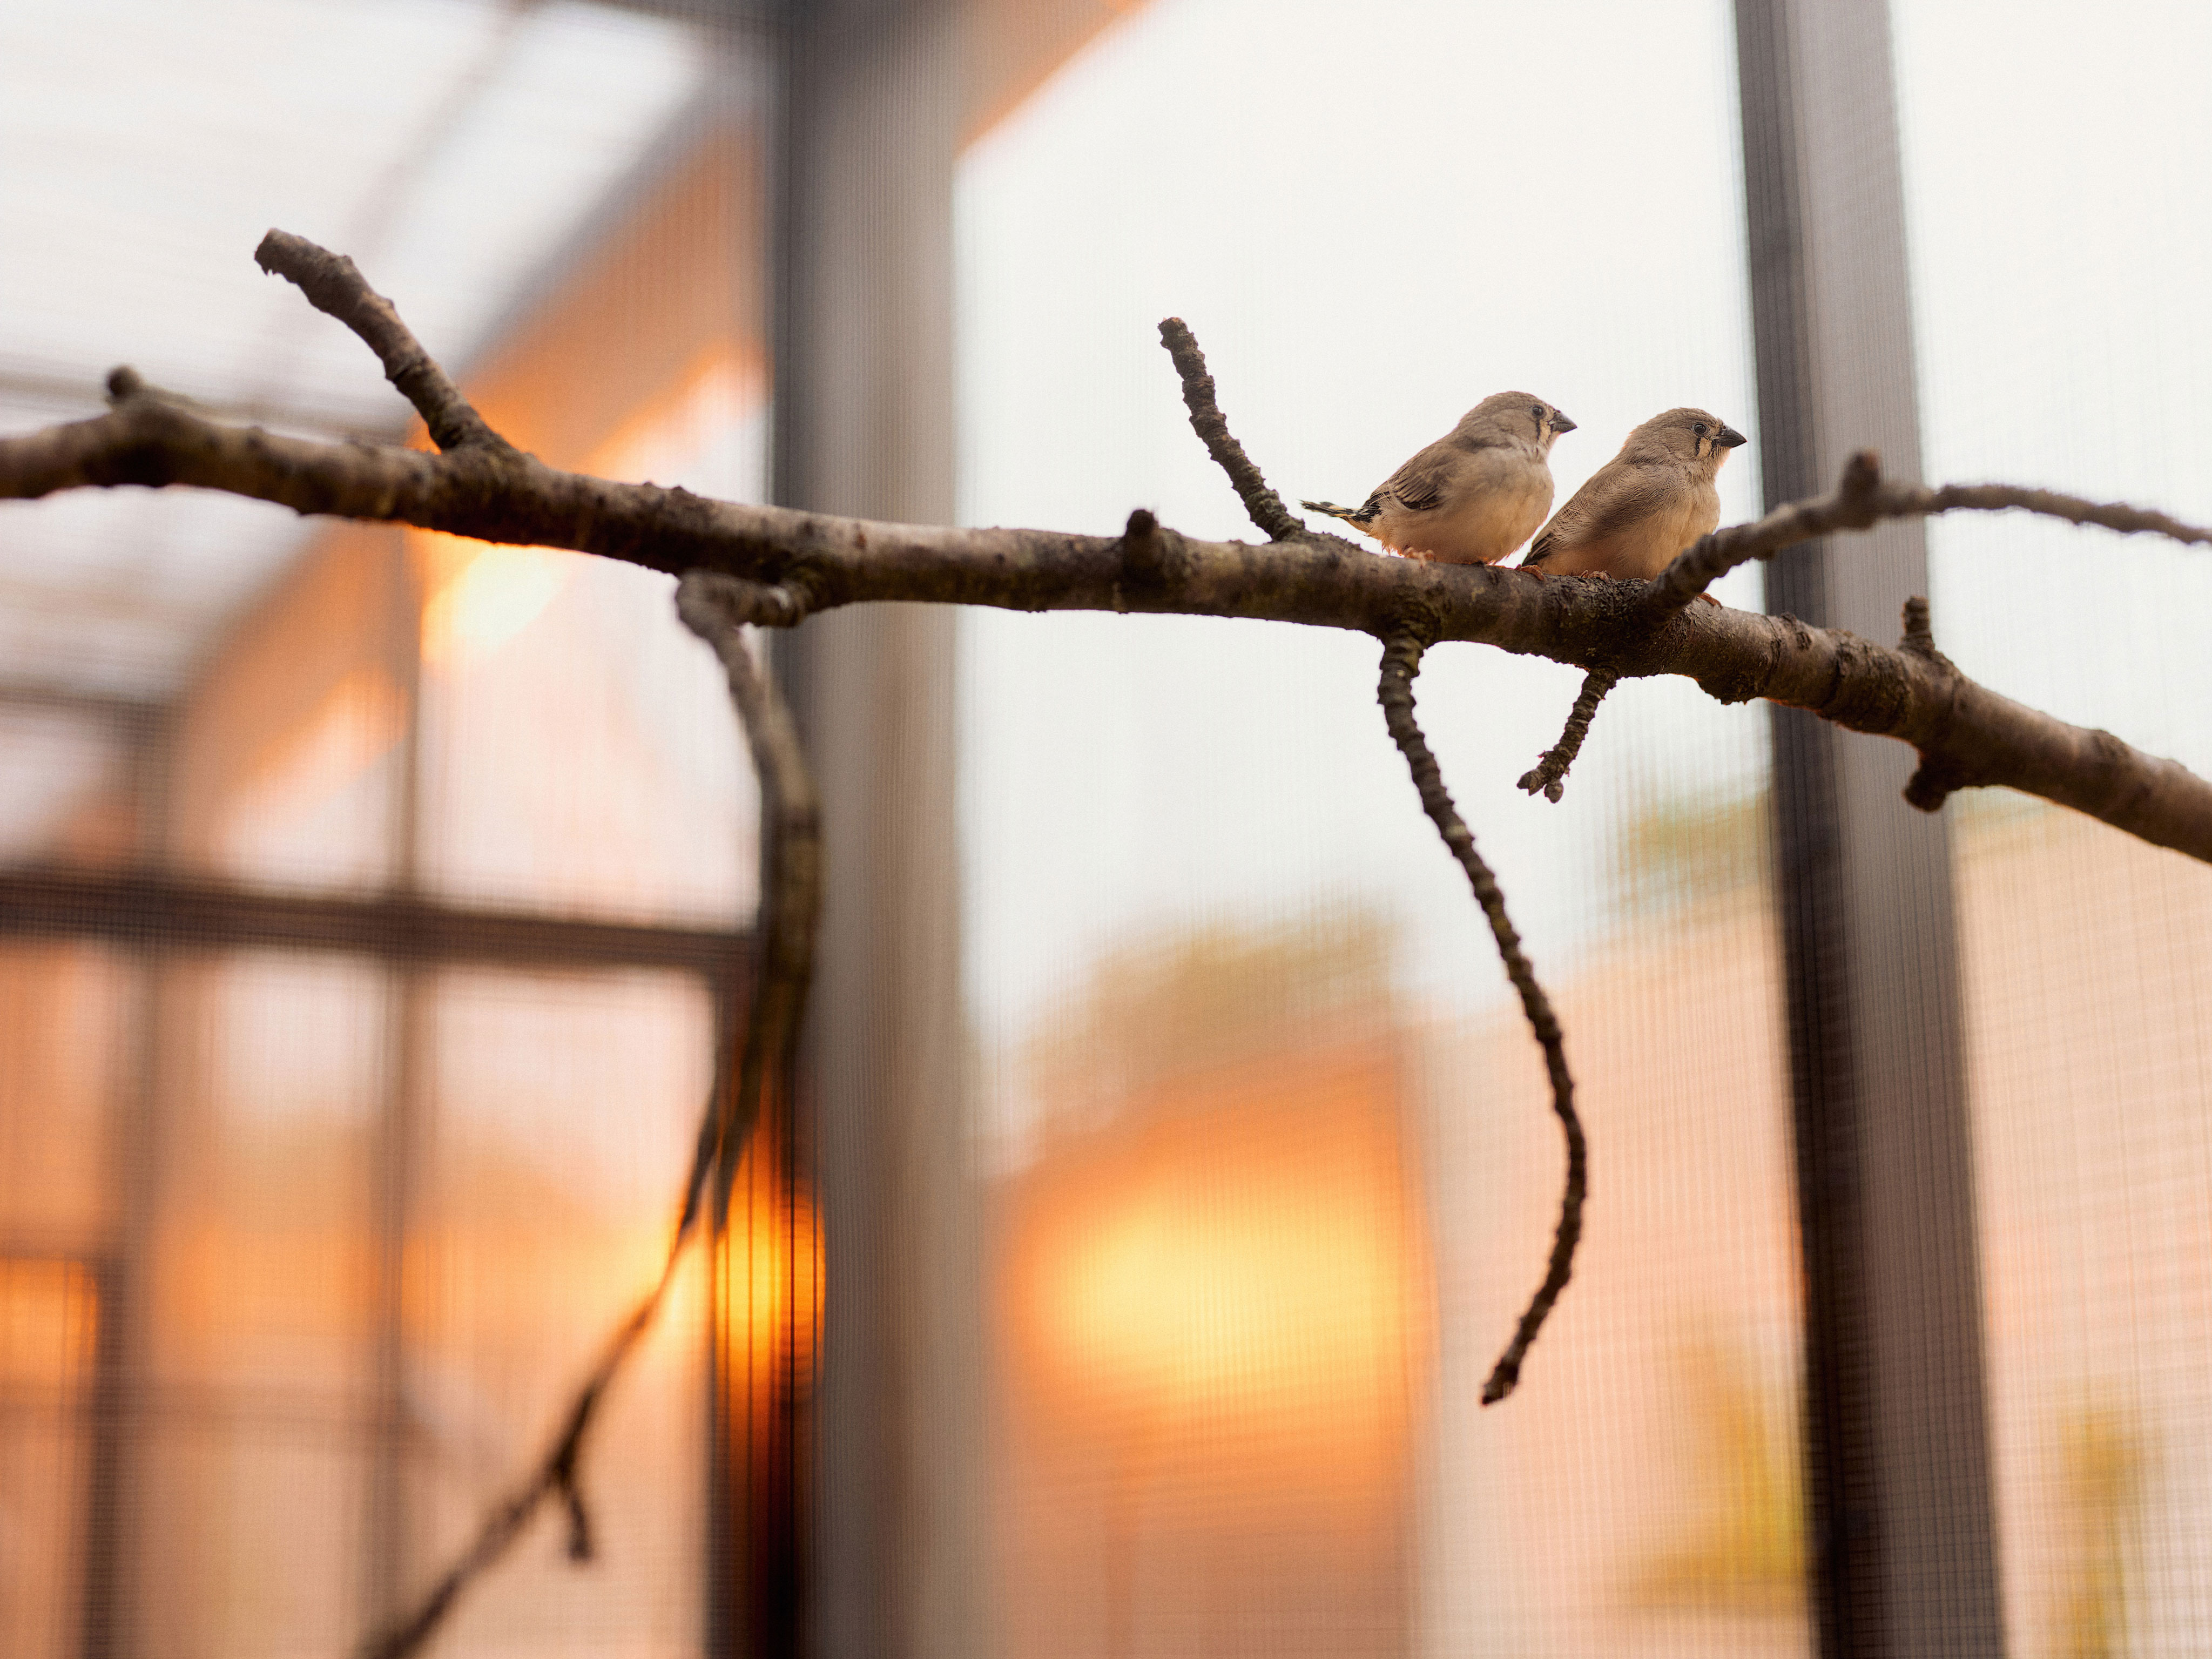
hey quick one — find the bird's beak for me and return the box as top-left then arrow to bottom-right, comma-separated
1715,425 -> 1748,448
1551,412 -> 1577,434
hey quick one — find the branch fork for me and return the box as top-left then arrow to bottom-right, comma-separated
8,240 -> 2208,859
6,228 -> 2212,1457
1161,350 -> 1588,1403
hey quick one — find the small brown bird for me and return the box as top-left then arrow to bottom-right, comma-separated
1523,407 -> 1747,580
1302,393 -> 1576,564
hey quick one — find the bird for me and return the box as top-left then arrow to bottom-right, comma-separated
1301,393 -> 1576,564
1522,407 -> 1746,581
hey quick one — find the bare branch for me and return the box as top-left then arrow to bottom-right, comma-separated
1157,316 -> 1305,541
356,579 -> 821,1659
5,232 -> 2211,866
254,228 -> 509,455
1658,447 -> 2212,608
676,574 -> 824,1221
1517,665 -> 1622,803
1377,626 -> 1584,1405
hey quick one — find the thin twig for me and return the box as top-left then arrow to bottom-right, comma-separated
1156,316 -> 1305,541
677,574 -> 824,1222
255,227 -> 510,455
1376,626 -> 1585,1405
1657,448 -> 2212,608
1518,665 -> 1622,803
355,583 -> 821,1659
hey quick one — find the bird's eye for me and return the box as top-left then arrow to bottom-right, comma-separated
1693,422 -> 1709,437
1532,404 -> 1545,422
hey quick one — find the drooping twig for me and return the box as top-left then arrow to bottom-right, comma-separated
6,233 -> 2212,864
1377,625 -> 1585,1405
1517,665 -> 1623,803
1156,316 -> 1305,541
355,579 -> 821,1659
358,1189 -> 699,1659
676,573 -> 825,1222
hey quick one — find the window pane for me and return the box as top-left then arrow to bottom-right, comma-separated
135,952 -> 383,1655
956,2 -> 1797,1651
1,6 -> 770,1657
1896,8 -> 2212,1648
411,966 -> 713,1658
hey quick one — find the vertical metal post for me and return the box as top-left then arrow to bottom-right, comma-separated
757,2 -> 976,1657
1732,3 -> 2004,1655
79,703 -> 173,1659
366,525 -> 428,1631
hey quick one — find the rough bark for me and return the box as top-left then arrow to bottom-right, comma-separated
8,374 -> 2210,861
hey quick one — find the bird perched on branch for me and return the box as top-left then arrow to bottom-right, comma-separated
1522,407 -> 1746,581
1301,393 -> 1576,564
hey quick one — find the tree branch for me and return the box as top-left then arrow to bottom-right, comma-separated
254,227 -> 510,456
4,231 -> 2210,866
1517,665 -> 1622,804
355,579 -> 821,1659
1377,626 -> 1584,1405
1157,316 -> 1305,541
1657,446 -> 2212,607
676,573 -> 824,1224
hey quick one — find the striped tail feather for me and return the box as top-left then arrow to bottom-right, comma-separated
1300,496 -> 1376,528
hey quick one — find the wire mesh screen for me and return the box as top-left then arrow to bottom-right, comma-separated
956,4 -> 1803,1654
6,1 -> 2212,1657
0,3 -> 768,1654
1895,7 -> 2212,1653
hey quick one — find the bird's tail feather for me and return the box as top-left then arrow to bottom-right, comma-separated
1300,497 -> 1372,526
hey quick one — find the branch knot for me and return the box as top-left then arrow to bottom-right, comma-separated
1116,507 -> 1169,609
677,569 -> 810,631
1835,448 -> 1883,527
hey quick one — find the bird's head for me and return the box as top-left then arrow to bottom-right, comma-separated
1458,392 -> 1577,455
1633,407 -> 1748,469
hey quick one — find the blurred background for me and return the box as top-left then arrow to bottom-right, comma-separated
2,1 -> 2210,1657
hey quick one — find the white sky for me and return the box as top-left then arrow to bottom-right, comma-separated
954,0 -> 2212,1143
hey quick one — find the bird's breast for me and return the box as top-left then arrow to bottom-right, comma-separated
1384,467 -> 1551,565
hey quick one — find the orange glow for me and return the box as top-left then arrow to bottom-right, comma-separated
416,536 -> 574,666
1002,1040 -> 1430,1498
0,1258 -> 98,1388
408,349 -> 764,674
589,346 -> 764,486
717,1119 -> 823,1419
1021,1152 -> 1416,1421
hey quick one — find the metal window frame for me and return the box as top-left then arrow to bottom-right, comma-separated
1,634 -> 747,1659
760,3 -> 973,1657
1734,2 -> 2006,1654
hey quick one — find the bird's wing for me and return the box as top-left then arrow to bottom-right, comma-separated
1536,457 -> 1673,555
1378,440 -> 1460,515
